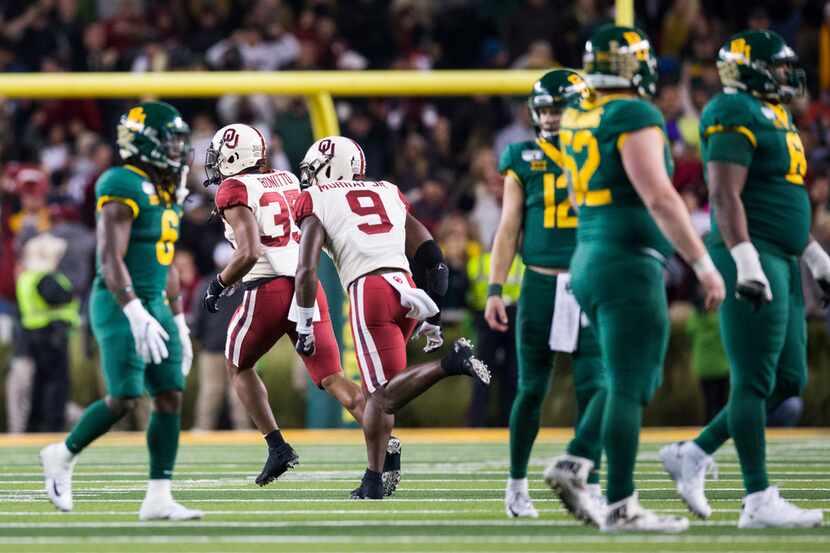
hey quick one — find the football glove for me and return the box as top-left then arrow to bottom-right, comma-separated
411,320 -> 443,353
174,313 -> 193,376
123,298 -> 169,365
803,240 -> 830,307
203,274 -> 227,313
731,242 -> 772,309
294,305 -> 316,356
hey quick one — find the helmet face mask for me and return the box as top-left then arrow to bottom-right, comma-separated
717,31 -> 806,103
583,25 -> 658,98
528,69 -> 590,139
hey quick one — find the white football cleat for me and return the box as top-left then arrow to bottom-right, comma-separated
660,441 -> 715,518
544,454 -> 605,526
738,486 -> 823,529
40,442 -> 77,512
139,497 -> 203,521
504,489 -> 539,518
602,493 -> 689,533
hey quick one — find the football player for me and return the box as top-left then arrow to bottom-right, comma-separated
486,68 -> 606,523
40,101 -> 202,520
559,25 -> 725,531
660,30 -> 824,529
202,124 -> 401,493
292,136 -> 491,499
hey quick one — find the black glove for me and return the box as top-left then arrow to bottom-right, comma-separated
203,274 -> 226,314
295,329 -> 316,356
735,279 -> 771,311
817,276 -> 830,308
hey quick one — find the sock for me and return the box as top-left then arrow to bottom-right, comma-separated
728,388 -> 768,494
507,477 -> 528,495
65,399 -> 124,454
363,468 -> 382,483
147,412 -> 180,480
146,478 -> 172,501
694,406 -> 730,455
508,389 -> 545,479
603,392 -> 641,504
567,387 -> 606,485
265,429 -> 285,449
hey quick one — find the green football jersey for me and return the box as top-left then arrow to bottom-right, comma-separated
700,91 -> 810,256
498,138 -> 576,268
560,94 -> 674,259
93,165 -> 182,300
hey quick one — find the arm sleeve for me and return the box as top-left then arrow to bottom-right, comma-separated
293,190 -> 315,223
95,169 -> 141,219
214,178 -> 249,211
37,274 -> 73,306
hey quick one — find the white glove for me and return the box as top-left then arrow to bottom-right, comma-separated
803,240 -> 830,305
176,166 -> 190,205
411,320 -> 444,353
123,298 -> 170,365
174,313 -> 193,376
731,241 -> 772,308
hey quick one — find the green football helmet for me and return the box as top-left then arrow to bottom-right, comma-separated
717,30 -> 805,103
582,24 -> 658,98
116,101 -> 191,187
528,68 -> 590,136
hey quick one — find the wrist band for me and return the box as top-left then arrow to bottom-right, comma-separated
691,254 -> 716,278
295,306 -> 315,333
216,274 -> 227,288
487,283 -> 503,297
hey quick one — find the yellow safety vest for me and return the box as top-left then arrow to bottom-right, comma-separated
466,243 -> 524,311
16,270 -> 80,330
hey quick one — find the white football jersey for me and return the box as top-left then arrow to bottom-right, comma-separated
295,180 -> 411,289
214,170 -> 302,281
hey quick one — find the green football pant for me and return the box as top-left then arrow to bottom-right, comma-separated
508,268 -> 605,482
570,244 -> 670,503
694,245 -> 806,494
89,287 -> 184,398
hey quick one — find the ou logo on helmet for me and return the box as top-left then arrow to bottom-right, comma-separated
222,128 -> 239,149
318,139 -> 335,156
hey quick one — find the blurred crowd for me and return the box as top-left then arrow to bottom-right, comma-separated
2,0 -> 830,430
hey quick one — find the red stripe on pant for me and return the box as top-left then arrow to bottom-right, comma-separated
226,290 -> 251,364
350,281 -> 380,392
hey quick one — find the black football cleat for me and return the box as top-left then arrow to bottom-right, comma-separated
255,443 -> 299,486
441,338 -> 491,385
350,469 -> 384,499
382,436 -> 402,497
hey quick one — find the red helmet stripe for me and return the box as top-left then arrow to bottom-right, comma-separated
348,138 -> 366,177
252,127 -> 267,160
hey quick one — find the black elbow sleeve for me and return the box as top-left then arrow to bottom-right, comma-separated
413,240 -> 449,297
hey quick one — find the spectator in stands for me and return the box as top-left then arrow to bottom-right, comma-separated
16,232 -> 79,432
190,243 -> 249,431
465,238 -> 522,427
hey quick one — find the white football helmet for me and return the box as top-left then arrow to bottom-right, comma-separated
204,123 -> 266,186
299,136 -> 366,188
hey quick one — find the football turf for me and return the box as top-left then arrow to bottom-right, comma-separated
0,429 -> 827,553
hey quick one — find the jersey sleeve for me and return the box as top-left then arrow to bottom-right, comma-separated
700,94 -> 757,166
607,99 -> 665,139
214,178 -> 249,211
498,144 -> 523,186
294,190 -> 315,223
395,186 -> 411,212
95,168 -> 141,219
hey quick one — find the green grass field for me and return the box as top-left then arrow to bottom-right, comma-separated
0,429 -> 827,553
